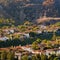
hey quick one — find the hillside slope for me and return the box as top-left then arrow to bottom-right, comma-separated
0,0 -> 60,24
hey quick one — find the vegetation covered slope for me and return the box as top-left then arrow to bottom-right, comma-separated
0,0 -> 60,24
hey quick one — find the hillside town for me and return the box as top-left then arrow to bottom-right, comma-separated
0,21 -> 60,60
0,0 -> 60,60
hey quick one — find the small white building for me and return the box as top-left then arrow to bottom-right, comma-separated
0,36 -> 9,41
37,30 -> 42,34
15,52 -> 22,60
56,50 -> 60,55
9,29 -> 14,34
46,50 -> 55,56
40,25 -> 47,29
23,33 -> 30,38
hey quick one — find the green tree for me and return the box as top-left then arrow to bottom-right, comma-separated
24,21 -> 31,26
1,51 -> 7,60
46,41 -> 52,47
53,57 -> 59,60
7,51 -> 14,60
32,41 -> 39,50
41,54 -> 48,60
32,55 -> 37,60
36,38 -> 41,44
21,55 -> 28,60
49,54 -> 56,60
29,32 -> 36,37
36,54 -> 41,60
52,31 -> 56,40
42,40 -> 47,44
